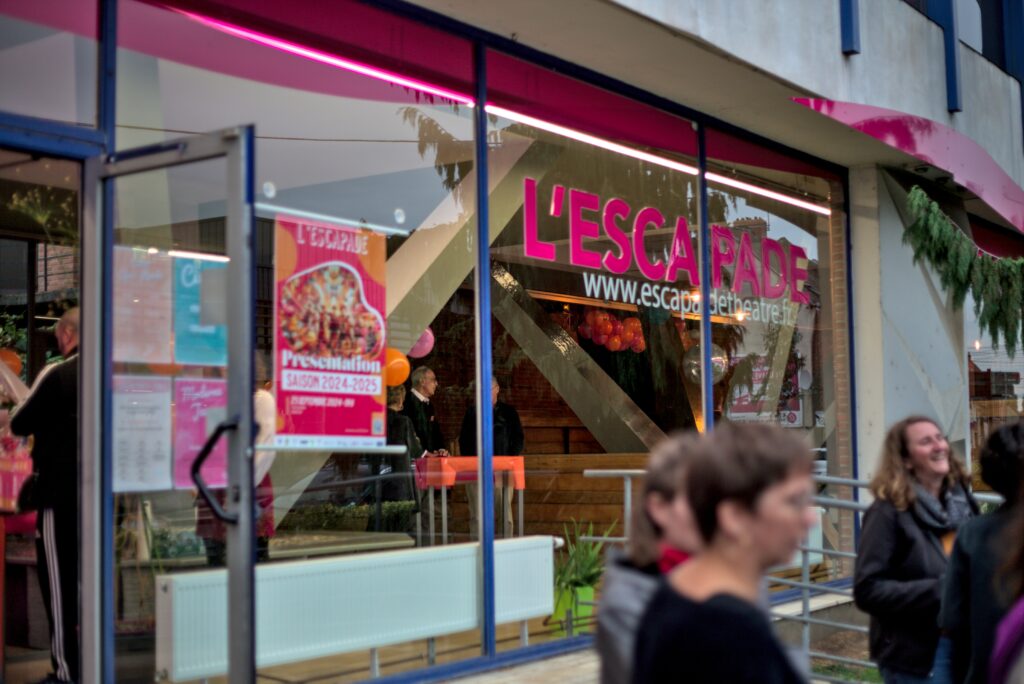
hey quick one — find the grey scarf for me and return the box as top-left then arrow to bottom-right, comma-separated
912,481 -> 976,534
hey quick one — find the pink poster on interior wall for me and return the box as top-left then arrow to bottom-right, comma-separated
173,378 -> 228,488
272,215 -> 387,448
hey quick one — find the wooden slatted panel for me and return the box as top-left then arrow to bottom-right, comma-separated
446,453 -> 647,538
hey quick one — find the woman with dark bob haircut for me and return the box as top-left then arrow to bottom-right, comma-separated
854,416 -> 978,684
632,422 -> 815,684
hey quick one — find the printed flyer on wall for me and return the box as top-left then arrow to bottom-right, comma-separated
173,378 -> 228,488
273,214 -> 387,448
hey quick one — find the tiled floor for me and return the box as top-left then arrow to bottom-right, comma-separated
444,650 -> 599,684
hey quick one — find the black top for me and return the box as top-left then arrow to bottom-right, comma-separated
854,499 -> 949,677
11,354 -> 79,510
633,582 -> 804,684
458,401 -> 524,456
400,391 -> 445,453
384,408 -> 421,502
939,508 -> 1016,684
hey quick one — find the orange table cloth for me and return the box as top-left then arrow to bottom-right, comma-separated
414,456 -> 525,491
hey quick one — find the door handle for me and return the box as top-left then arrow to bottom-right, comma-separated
192,417 -> 240,524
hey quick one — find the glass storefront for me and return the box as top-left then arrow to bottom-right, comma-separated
0,0 -> 98,127
0,1 -> 856,681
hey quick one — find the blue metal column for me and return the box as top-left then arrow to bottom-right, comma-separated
472,41 -> 497,657
696,123 -> 715,432
99,1 -> 117,681
928,0 -> 963,112
1002,0 -> 1024,145
839,0 -> 861,55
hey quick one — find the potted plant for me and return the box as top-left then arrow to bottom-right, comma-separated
552,519 -> 615,635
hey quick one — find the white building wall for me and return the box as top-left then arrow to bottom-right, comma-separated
851,168 -> 971,479
610,0 -> 1024,187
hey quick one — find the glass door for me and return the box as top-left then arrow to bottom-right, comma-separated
84,127 -> 255,683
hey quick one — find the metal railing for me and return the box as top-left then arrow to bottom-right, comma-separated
581,468 -> 1005,684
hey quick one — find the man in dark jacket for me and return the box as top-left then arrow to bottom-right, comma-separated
5,308 -> 80,684
459,376 -> 524,538
401,366 -> 447,455
458,376 -> 524,457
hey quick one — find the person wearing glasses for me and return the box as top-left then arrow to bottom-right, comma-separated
854,416 -> 978,684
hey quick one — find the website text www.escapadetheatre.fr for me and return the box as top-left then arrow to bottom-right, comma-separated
581,271 -> 799,325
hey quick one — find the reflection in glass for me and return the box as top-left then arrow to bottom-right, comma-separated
117,1 -> 485,679
0,0 -> 98,126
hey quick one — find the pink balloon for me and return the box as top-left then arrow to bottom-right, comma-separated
409,327 -> 435,358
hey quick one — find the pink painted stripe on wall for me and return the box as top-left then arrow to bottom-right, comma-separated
794,97 -> 1024,233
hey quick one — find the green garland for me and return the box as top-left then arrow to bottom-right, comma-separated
904,186 -> 1023,355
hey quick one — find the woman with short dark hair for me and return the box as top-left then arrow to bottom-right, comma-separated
854,416 -> 978,684
632,422 -> 815,684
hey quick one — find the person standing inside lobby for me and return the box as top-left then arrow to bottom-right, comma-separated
459,376 -> 524,538
402,366 -> 448,455
0,308 -> 80,684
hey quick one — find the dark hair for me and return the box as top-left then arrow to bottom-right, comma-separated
386,384 -> 406,407
980,423 -> 1024,502
686,422 -> 814,543
629,431 -> 700,567
1002,477 -> 1024,600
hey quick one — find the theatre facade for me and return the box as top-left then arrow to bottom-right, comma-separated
0,0 -> 1023,681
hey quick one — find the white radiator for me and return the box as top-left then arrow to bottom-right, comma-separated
155,536 -> 555,681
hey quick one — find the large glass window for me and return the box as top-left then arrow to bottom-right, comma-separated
116,1 -> 481,680
484,50 -> 703,645
704,127 -> 853,588
0,0 -> 98,127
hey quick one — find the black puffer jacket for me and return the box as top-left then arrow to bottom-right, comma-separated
853,498 -> 954,677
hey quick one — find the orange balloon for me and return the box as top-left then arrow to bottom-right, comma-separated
623,317 -> 642,332
621,328 -> 636,346
0,348 -> 22,376
384,348 -> 410,387
275,225 -> 298,282
606,335 -> 623,352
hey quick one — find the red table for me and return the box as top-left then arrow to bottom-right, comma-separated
413,456 -> 525,545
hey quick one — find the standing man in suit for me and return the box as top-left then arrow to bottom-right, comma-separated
402,366 -> 448,455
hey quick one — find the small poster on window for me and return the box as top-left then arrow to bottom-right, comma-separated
112,375 -> 173,492
173,378 -> 228,488
272,214 -> 387,448
113,246 -> 173,364
173,258 -> 228,366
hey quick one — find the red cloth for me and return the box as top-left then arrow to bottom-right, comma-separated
196,472 -> 275,540
657,544 -> 691,574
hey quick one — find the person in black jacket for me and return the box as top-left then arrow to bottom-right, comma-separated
401,366 -> 447,455
2,308 -> 80,684
458,376 -> 524,538
939,423 -> 1023,684
633,423 -> 815,684
385,384 -> 424,503
854,416 -> 978,684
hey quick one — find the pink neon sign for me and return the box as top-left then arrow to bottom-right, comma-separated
524,178 -> 810,304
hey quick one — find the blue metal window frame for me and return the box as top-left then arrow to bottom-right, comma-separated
0,0 -> 857,680
840,0 -> 862,55
927,0 -> 964,112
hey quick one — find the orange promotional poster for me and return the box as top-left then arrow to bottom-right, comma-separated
273,215 -> 387,448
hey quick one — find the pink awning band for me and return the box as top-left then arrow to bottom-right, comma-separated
793,98 -> 1024,233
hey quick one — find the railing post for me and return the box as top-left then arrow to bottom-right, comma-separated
801,543 -> 811,659
623,476 -> 632,539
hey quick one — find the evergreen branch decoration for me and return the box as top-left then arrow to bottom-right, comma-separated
904,185 -> 1023,356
